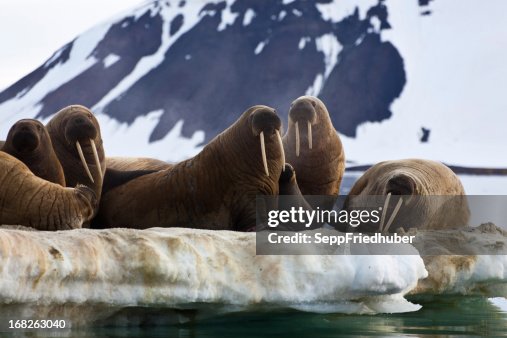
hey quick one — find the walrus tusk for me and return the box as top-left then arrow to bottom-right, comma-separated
382,197 -> 403,233
90,139 -> 102,179
379,192 -> 391,232
295,121 -> 300,157
76,141 -> 94,183
276,130 -> 285,172
260,131 -> 269,177
308,121 -> 312,150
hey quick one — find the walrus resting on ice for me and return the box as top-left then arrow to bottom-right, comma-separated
282,96 -> 345,209
97,105 -> 286,230
0,152 -> 98,230
343,159 -> 470,232
2,119 -> 65,186
46,105 -> 105,203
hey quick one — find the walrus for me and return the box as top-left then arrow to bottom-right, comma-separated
2,119 -> 65,186
343,159 -> 470,232
106,157 -> 173,171
97,105 -> 286,230
46,105 -> 106,203
0,152 -> 98,230
282,96 -> 345,210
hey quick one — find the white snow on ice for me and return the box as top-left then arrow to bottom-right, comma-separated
0,227 -> 427,320
243,8 -> 255,26
306,34 -> 342,96
316,0 -> 378,22
278,10 -> 287,21
298,36 -> 311,50
103,53 -> 121,68
254,40 -> 267,55
217,0 -> 239,31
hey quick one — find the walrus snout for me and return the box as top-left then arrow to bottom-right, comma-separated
62,113 -> 102,184
65,115 -> 98,142
289,99 -> 317,156
7,120 -> 44,153
386,174 -> 416,195
250,108 -> 282,136
289,99 -> 317,124
250,107 -> 285,177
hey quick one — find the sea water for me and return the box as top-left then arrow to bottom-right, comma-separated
28,297 -> 507,337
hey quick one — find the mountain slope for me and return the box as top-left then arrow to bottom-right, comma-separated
1,0 -> 506,167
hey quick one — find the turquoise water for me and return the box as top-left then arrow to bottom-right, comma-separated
34,296 -> 506,337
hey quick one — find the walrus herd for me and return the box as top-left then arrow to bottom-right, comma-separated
0,96 -> 470,231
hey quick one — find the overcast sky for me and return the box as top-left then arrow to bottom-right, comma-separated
0,0 -> 143,90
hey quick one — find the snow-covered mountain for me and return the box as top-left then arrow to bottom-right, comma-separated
1,0 -> 506,167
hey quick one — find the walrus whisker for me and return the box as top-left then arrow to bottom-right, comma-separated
308,121 -> 312,150
90,139 -> 102,179
295,121 -> 300,157
260,131 -> 269,177
382,197 -> 403,233
76,141 -> 94,183
276,130 -> 285,172
379,192 -> 391,232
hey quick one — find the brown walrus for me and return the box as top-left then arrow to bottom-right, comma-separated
282,96 -> 345,209
0,152 -> 98,230
343,159 -> 470,232
2,119 -> 65,186
97,105 -> 286,230
106,157 -> 173,171
46,105 -> 106,203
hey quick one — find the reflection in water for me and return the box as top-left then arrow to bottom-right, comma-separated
37,297 -> 506,338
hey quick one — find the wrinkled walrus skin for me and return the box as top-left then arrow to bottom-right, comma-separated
282,96 -> 345,210
98,105 -> 285,230
106,157 -> 173,171
2,119 -> 65,186
344,159 -> 470,232
0,152 -> 97,230
46,105 -> 106,202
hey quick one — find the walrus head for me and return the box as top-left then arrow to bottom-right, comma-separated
46,105 -> 104,187
221,105 -> 285,180
344,159 -> 470,232
247,106 -> 285,177
4,119 -> 45,154
3,119 -> 66,186
287,95 -> 333,157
